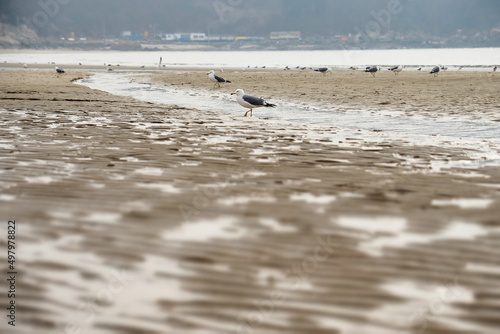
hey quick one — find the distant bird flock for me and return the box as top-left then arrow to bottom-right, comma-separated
202,63 -> 497,117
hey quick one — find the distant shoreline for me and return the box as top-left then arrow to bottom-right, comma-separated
1,40 -> 500,53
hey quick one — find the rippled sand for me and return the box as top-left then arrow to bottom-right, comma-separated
0,70 -> 499,334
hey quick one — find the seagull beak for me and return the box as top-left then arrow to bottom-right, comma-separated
231,92 -> 236,95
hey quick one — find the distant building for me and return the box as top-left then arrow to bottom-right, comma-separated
190,33 -> 206,41
162,33 -> 207,42
206,35 -> 236,42
270,31 -> 302,40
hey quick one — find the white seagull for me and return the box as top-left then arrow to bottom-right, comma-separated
389,65 -> 404,75
55,66 -> 65,73
231,89 -> 276,117
365,65 -> 380,77
207,70 -> 231,89
430,65 -> 440,77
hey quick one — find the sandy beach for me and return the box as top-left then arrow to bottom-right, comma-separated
1,67 -> 499,334
142,68 -> 500,121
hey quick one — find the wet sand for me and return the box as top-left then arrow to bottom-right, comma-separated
143,68 -> 500,121
1,69 -> 500,334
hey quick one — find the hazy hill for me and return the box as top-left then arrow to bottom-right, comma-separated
1,0 -> 499,39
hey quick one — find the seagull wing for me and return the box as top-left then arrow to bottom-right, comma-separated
242,94 -> 266,107
214,74 -> 228,83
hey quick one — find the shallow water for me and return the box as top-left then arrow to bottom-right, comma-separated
2,48 -> 500,68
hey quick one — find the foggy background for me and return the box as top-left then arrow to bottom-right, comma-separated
1,0 -> 499,39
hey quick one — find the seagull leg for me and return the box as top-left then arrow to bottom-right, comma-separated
244,109 -> 252,117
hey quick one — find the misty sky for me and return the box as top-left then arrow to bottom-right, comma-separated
1,0 -> 499,38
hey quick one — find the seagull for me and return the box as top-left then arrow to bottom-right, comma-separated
231,89 -> 276,117
207,70 -> 231,89
349,66 -> 357,71
417,67 -> 422,71
314,67 -> 332,75
440,64 -> 448,71
389,65 -> 404,75
55,66 -> 65,73
23,63 -> 28,69
430,65 -> 440,77
365,66 -> 380,77
107,67 -> 113,71
494,66 -> 497,72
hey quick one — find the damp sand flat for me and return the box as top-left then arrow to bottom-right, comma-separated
141,69 -> 500,122
0,70 -> 499,334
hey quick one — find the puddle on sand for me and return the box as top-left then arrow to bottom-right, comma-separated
162,216 -> 247,242
431,198 -> 494,209
333,217 -> 491,257
290,193 -> 337,205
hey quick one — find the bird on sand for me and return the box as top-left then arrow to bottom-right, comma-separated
430,65 -> 440,77
314,67 -> 332,75
494,66 -> 497,72
231,89 -> 276,117
389,65 -> 404,75
207,70 -> 231,89
365,66 -> 380,77
55,66 -> 65,73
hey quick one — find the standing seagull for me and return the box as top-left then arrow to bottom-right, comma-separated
365,66 -> 380,77
207,70 -> 231,89
430,65 -> 440,77
314,67 -> 332,75
55,66 -> 65,73
231,89 -> 276,117
494,66 -> 497,72
389,65 -> 404,76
